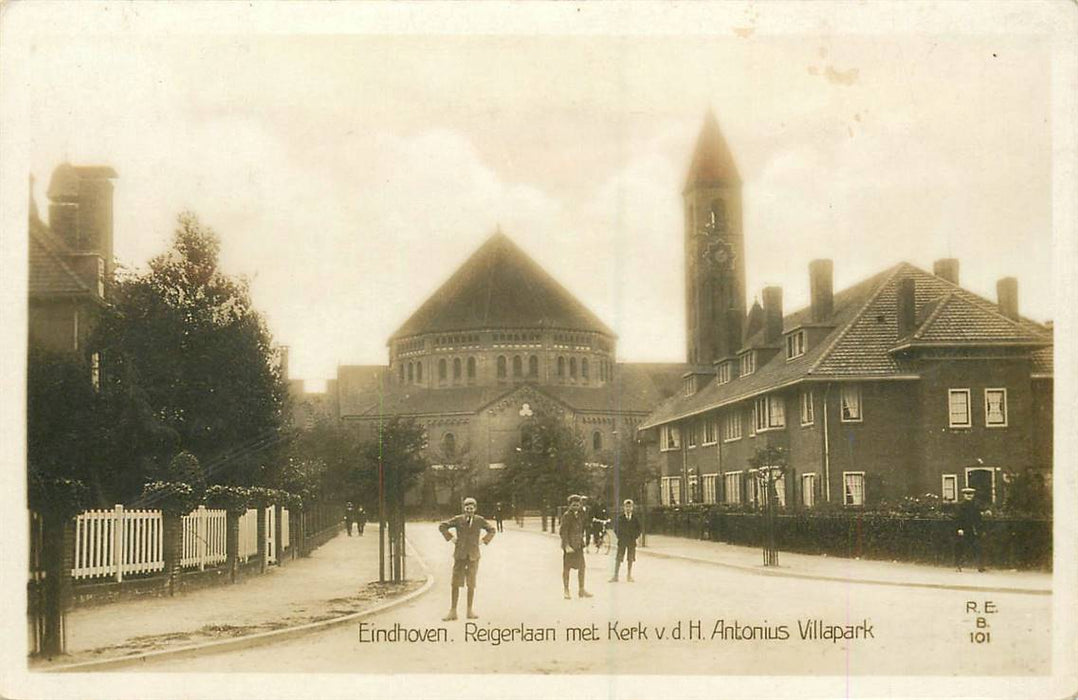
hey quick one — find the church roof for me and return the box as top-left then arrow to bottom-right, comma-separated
684,110 -> 741,191
389,232 -> 614,341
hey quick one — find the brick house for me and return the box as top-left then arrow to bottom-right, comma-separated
638,114 -> 1053,511
28,164 -> 117,385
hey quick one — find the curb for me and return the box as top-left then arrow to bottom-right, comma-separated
515,526 -> 1050,596
41,537 -> 435,673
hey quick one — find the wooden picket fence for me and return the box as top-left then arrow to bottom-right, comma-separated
237,508 -> 259,562
180,506 -> 228,570
282,508 -> 290,550
72,507 -> 164,581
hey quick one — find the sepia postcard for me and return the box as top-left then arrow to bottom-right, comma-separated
2,2 -> 1076,699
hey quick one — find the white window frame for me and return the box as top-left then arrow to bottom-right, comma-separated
785,330 -> 806,360
801,473 -> 817,508
740,351 -> 756,376
941,474 -> 958,502
964,467 -> 997,504
799,389 -> 814,426
717,362 -> 731,384
723,471 -> 743,505
702,474 -> 718,504
722,411 -> 742,442
660,424 -> 681,452
702,417 -> 718,446
843,471 -> 865,506
948,388 -> 972,428
754,395 -> 786,432
984,388 -> 1008,428
667,477 -> 682,505
840,384 -> 863,423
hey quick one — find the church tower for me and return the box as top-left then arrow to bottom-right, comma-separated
683,110 -> 746,364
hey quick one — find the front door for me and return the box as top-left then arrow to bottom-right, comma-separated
966,468 -> 994,507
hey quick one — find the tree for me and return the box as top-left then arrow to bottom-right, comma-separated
502,412 -> 590,510
94,212 -> 287,489
749,443 -> 788,566
426,438 -> 477,510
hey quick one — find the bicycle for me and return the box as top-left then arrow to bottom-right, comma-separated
590,517 -> 612,555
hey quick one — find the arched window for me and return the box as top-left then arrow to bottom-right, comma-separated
582,358 -> 589,381
557,356 -> 565,377
513,355 -> 523,377
467,356 -> 476,380
528,355 -> 539,377
592,431 -> 602,451
438,358 -> 447,381
443,432 -> 456,458
453,357 -> 462,381
570,357 -> 577,378
407,362 -> 414,383
416,362 -> 423,382
497,356 -> 507,379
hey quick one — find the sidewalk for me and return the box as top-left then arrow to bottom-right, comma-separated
514,516 -> 1051,595
32,529 -> 430,671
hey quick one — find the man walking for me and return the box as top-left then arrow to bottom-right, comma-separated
356,506 -> 366,535
438,497 -> 496,620
954,487 -> 985,572
494,502 -> 505,533
610,498 -> 641,582
580,496 -> 593,548
560,494 -> 592,600
344,502 -> 357,536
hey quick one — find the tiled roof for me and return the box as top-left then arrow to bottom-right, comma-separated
684,110 -> 740,189
28,216 -> 91,296
390,232 -> 614,341
641,263 -> 1052,429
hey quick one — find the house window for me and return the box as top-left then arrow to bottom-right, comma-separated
785,330 -> 806,360
984,388 -> 1008,427
497,356 -> 507,379
801,473 -> 817,508
438,359 -> 448,382
800,389 -> 814,426
686,421 -> 698,448
684,375 -> 697,396
843,472 -> 865,506
528,355 -> 539,377
90,352 -> 101,392
702,474 -> 718,504
661,425 -> 681,451
941,474 -> 958,502
948,389 -> 971,428
754,395 -> 786,432
703,417 -> 717,445
592,431 -> 602,451
723,472 -> 743,504
840,385 -> 862,422
467,356 -> 476,380
721,411 -> 742,441
717,362 -> 731,384
660,476 -> 682,506
739,351 -> 756,376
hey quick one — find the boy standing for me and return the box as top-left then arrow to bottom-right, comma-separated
438,497 -> 496,620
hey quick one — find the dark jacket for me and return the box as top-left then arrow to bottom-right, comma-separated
614,512 -> 641,543
954,499 -> 983,537
560,508 -> 586,550
439,514 -> 495,561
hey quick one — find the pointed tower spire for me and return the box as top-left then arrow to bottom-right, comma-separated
683,109 -> 741,192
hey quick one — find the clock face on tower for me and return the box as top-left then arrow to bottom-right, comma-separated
697,212 -> 733,273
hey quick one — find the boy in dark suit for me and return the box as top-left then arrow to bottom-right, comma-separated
439,497 -> 496,620
610,499 -> 641,582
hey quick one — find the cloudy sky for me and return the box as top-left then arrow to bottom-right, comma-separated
15,3 -> 1058,388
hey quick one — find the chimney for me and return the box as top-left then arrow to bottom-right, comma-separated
933,258 -> 960,285
997,277 -> 1019,320
809,259 -> 834,322
896,277 -> 916,338
762,286 -> 783,345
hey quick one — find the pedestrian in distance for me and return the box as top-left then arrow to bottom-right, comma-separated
560,494 -> 592,600
356,506 -> 366,535
438,496 -> 496,621
344,502 -> 357,536
610,499 -> 641,582
580,495 -> 593,548
590,500 -> 608,552
495,502 -> 505,533
954,487 -> 986,572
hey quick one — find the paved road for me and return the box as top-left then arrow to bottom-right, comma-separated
131,523 -> 1050,675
